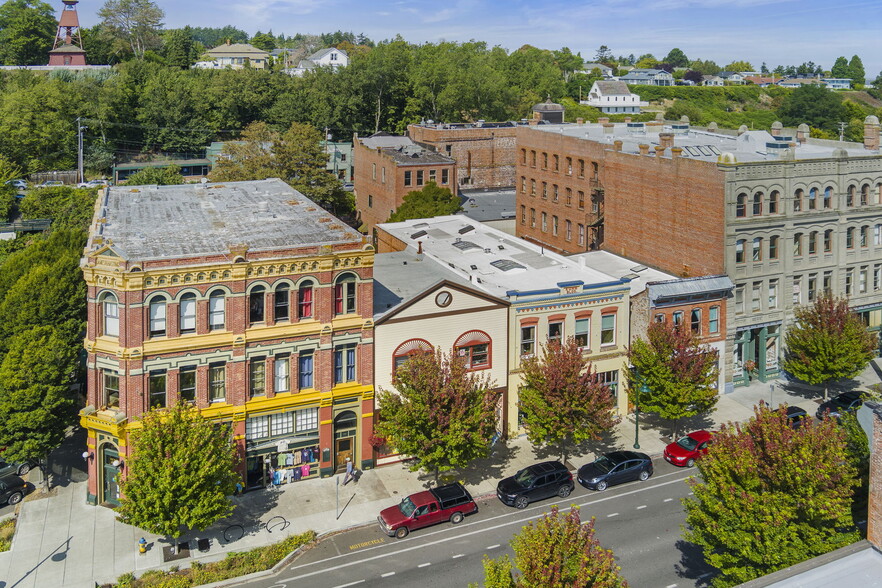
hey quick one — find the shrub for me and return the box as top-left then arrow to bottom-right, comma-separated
0,518 -> 15,552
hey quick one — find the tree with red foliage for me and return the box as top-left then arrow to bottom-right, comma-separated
626,320 -> 719,440
783,293 -> 877,400
684,403 -> 858,587
374,349 -> 500,482
519,339 -> 617,463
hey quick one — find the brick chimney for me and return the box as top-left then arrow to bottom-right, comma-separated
638,144 -> 650,156
576,118 -> 584,125
771,121 -> 783,137
655,145 -> 666,157
624,117 -> 632,124
613,140 -> 623,152
866,403 -> 882,549
865,116 -> 880,151
602,123 -> 614,134
796,123 -> 809,144
670,147 -> 682,159
659,133 -> 674,149
598,117 -> 610,124
529,111 -> 540,126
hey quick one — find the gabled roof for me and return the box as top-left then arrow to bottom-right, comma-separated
49,43 -> 86,54
207,43 -> 269,57
594,81 -> 631,96
308,47 -> 348,60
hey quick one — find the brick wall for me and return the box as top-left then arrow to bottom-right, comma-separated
868,403 -> 882,550
408,124 -> 518,189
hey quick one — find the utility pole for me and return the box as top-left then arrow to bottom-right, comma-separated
77,117 -> 87,184
838,121 -> 847,142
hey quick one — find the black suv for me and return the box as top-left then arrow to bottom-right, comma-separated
496,461 -> 574,509
816,391 -> 863,420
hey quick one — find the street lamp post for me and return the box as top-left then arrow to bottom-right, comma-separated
634,377 -> 641,449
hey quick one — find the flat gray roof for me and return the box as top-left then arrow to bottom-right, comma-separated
92,178 -> 362,262
568,251 -> 674,296
529,122 -> 880,163
377,216 -> 624,299
458,189 -> 516,222
373,251 -> 478,320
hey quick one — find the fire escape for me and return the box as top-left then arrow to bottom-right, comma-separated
588,177 -> 605,249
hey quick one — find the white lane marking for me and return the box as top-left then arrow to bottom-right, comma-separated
452,554 -> 465,559
381,572 -> 395,578
666,584 -> 678,587
418,562 -> 431,568
280,474 -> 694,582
664,498 -> 673,502
487,544 -> 501,549
332,581 -> 364,588
607,513 -> 619,518
636,505 -> 647,510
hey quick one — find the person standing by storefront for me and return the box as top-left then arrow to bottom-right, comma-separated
343,457 -> 354,485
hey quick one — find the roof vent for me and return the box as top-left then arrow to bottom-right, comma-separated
484,248 -> 491,253
410,230 -> 427,239
470,265 -> 478,270
458,225 -> 475,234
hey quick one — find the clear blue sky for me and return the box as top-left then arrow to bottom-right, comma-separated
77,0 -> 881,80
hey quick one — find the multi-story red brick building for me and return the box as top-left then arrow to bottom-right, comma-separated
353,133 -> 457,232
517,116 -> 882,390
80,178 -> 375,505
407,122 -> 519,189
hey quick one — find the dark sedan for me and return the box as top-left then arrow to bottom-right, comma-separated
0,475 -> 27,505
816,391 -> 863,420
783,406 -> 809,429
578,451 -> 653,491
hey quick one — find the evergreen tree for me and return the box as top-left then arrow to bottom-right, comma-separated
783,294 -> 877,400
848,55 -> 866,84
374,349 -> 501,483
250,32 -> 276,52
387,182 -> 461,222
519,339 -> 617,462
831,56 -> 850,78
777,84 -> 846,134
663,48 -> 689,68
163,27 -> 194,68
116,402 -> 239,550
626,321 -> 719,440
684,403 -> 859,587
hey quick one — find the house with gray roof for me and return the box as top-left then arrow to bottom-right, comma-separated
286,47 -> 349,76
581,80 -> 646,114
617,68 -> 673,86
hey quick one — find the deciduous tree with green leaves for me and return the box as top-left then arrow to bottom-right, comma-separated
831,56 -> 850,78
626,321 -> 719,440
684,403 -> 859,587
474,506 -> 627,588
98,0 -> 164,58
0,0 -> 57,66
782,294 -> 877,400
124,165 -> 185,186
116,402 -> 239,551
519,339 -> 617,463
777,83 -> 847,134
387,181 -> 461,222
0,325 -> 78,491
664,48 -> 689,68
374,349 -> 501,483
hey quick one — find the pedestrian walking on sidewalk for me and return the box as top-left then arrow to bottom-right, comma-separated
343,457 -> 354,485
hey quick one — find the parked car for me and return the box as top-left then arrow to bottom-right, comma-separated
77,179 -> 110,189
342,182 -> 354,192
496,461 -> 574,509
4,179 -> 27,190
38,180 -> 64,188
0,474 -> 27,505
816,391 -> 863,420
783,405 -> 809,429
378,482 -> 477,538
663,431 -> 712,467
578,451 -> 653,491
0,458 -> 35,478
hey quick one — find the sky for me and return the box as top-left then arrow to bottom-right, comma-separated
75,0 -> 882,80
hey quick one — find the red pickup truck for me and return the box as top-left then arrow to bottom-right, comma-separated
378,483 -> 478,538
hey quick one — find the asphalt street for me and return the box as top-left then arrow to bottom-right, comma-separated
237,460 -> 714,588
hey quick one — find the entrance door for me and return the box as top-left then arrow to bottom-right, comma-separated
335,437 -> 353,472
101,445 -> 120,506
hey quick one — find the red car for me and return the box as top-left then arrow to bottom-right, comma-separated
663,430 -> 712,467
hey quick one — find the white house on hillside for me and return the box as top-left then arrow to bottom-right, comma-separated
286,47 -> 349,76
580,81 -> 645,114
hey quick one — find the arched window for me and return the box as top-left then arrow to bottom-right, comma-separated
808,231 -> 817,255
862,184 -> 870,206
793,233 -> 803,256
274,284 -> 290,321
208,290 -> 225,330
824,229 -> 833,252
808,187 -> 818,210
334,274 -> 357,315
847,184 -> 856,207
101,293 -> 119,338
249,286 -> 265,324
769,190 -> 780,214
736,193 -> 747,217
179,293 -> 196,334
690,309 -> 701,334
846,227 -> 855,249
298,280 -> 314,318
735,239 -> 745,263
148,296 -> 167,337
752,192 -> 763,216
823,186 -> 833,209
794,189 -> 803,212
752,237 -> 762,261
454,330 -> 492,370
392,339 -> 433,374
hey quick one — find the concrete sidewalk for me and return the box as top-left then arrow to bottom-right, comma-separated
0,363 -> 878,588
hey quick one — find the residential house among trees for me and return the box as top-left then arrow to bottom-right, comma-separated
580,81 -> 645,114
286,47 -> 349,76
80,179 -> 375,505
617,68 -> 673,86
204,41 -> 270,69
